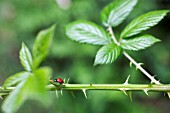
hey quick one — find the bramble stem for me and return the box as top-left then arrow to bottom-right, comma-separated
108,27 -> 161,84
123,51 -> 160,84
1,84 -> 170,93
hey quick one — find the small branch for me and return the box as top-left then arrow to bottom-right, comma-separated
123,51 -> 161,84
108,26 -> 120,45
107,27 -> 161,85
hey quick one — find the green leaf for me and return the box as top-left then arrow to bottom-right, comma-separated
121,10 -> 170,38
2,67 -> 52,113
20,43 -> 33,72
22,67 -> 52,103
33,25 -> 55,69
2,80 -> 28,113
66,20 -> 111,45
94,43 -> 121,65
120,34 -> 160,51
101,0 -> 137,27
3,72 -> 30,87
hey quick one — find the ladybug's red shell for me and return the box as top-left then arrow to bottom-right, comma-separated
54,78 -> 64,84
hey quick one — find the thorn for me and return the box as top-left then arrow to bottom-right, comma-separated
60,90 -> 63,96
124,75 -> 130,85
158,79 -> 161,83
70,91 -> 76,98
66,78 -> 70,84
144,89 -> 149,96
82,89 -> 87,99
139,63 -> 144,65
150,79 -> 160,85
130,62 -> 133,67
55,90 -> 58,98
119,88 -> 127,95
129,91 -> 133,102
136,63 -> 143,70
63,78 -> 66,83
0,96 -> 3,100
167,92 -> 170,99
164,93 -> 166,96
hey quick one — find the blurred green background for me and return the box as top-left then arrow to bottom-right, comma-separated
0,0 -> 170,113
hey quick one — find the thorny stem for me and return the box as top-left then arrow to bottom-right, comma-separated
123,52 -> 160,84
108,27 -> 161,85
48,84 -> 170,91
1,84 -> 170,93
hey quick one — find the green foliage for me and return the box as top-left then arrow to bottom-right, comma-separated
2,79 -> 29,113
20,43 -> 33,72
2,25 -> 55,113
121,10 -> 170,38
66,1 -> 168,65
1,0 -> 170,113
120,34 -> 160,51
2,67 -> 51,113
101,0 -> 137,27
94,43 -> 121,65
33,25 -> 55,69
20,67 -> 51,104
3,72 -> 30,87
66,20 -> 111,45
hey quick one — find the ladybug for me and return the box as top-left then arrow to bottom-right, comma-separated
54,78 -> 64,84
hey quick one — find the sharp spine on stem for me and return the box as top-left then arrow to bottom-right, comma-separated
119,88 -> 127,95
70,91 -> 76,98
130,62 -> 133,67
66,78 -> 70,84
56,90 -> 58,98
144,89 -> 149,96
60,90 -> 63,96
129,91 -> 133,102
136,63 -> 144,70
82,89 -> 87,99
124,75 -> 131,85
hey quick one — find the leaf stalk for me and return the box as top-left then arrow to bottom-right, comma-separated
123,51 -> 161,84
108,27 -> 161,85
